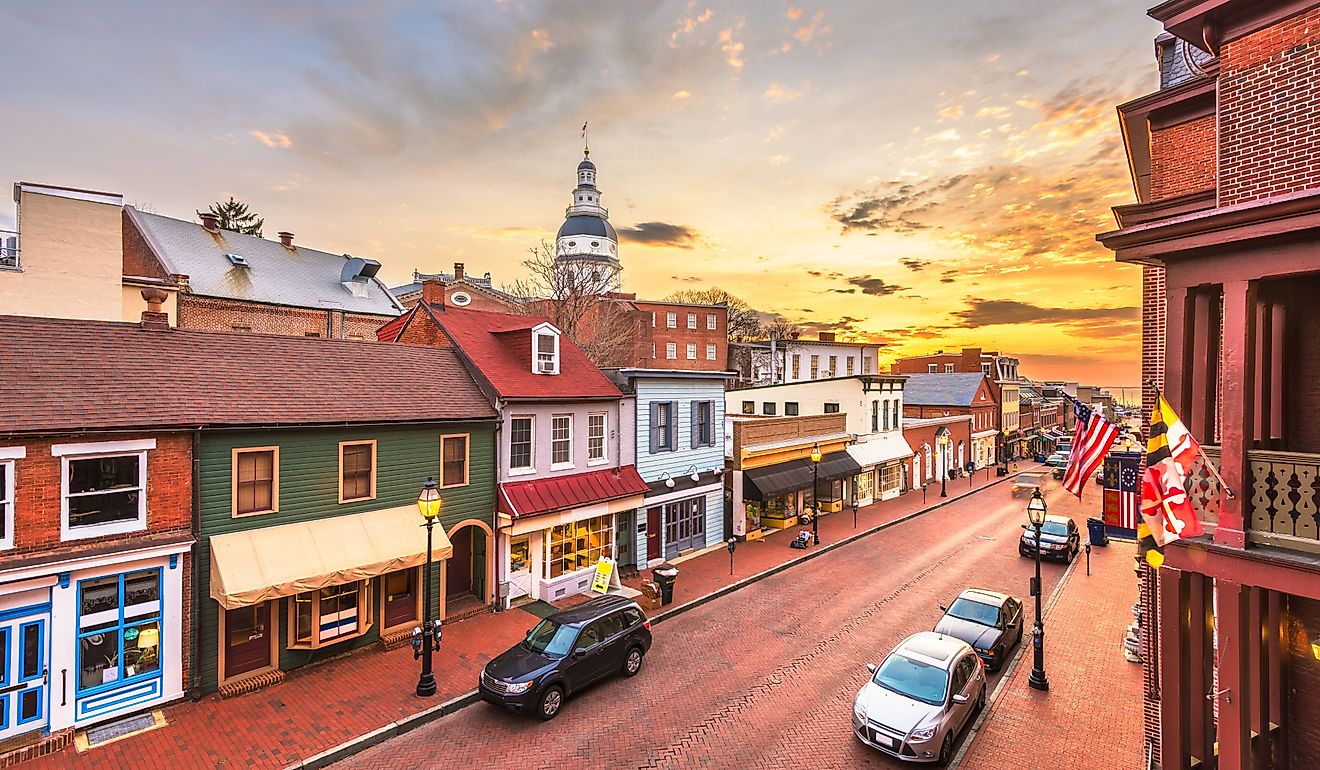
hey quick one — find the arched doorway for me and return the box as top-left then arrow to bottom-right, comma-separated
445,520 -> 492,617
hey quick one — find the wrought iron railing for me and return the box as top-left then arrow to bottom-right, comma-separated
1246,450 -> 1320,553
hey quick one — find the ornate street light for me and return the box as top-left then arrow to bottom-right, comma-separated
810,442 -> 822,545
1026,488 -> 1050,692
938,434 -> 950,498
415,477 -> 444,697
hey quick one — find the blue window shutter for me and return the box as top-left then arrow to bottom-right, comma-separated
690,401 -> 699,449
649,402 -> 661,453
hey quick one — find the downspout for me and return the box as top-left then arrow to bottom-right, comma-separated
492,401 -> 505,612
188,428 -> 203,701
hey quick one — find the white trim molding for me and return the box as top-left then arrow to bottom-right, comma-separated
52,438 -> 156,457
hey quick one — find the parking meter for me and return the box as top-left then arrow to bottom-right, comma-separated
410,626 -> 423,659
726,537 -> 737,575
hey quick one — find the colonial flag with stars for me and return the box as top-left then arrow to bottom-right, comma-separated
1062,396 -> 1119,499
1102,453 -> 1142,534
1139,394 -> 1206,567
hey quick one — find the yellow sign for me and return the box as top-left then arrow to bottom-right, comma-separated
590,557 -> 616,594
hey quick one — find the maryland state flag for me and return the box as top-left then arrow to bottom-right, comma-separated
1139,395 -> 1205,567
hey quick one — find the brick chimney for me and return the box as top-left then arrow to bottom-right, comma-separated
199,212 -> 219,233
818,331 -> 836,342
421,278 -> 446,308
140,287 -> 171,330
278,231 -> 294,249
453,262 -> 465,281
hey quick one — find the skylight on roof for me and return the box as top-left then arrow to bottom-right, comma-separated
225,252 -> 250,268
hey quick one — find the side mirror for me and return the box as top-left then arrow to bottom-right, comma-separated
939,604 -> 948,613
866,663 -> 877,674
952,693 -> 969,704
1021,523 -> 1029,529
525,629 -> 533,640
573,648 -> 588,658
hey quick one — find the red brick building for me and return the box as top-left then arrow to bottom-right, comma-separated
629,299 -> 729,372
390,264 -> 520,313
901,415 -> 973,491
900,373 -> 1001,470
1098,3 -> 1320,767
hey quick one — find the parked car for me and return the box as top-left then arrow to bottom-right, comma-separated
1045,451 -> 1070,468
1009,472 -> 1044,498
852,631 -> 986,765
479,595 -> 652,720
1019,514 -> 1081,562
934,589 -> 1023,671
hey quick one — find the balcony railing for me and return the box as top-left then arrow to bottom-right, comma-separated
1247,450 -> 1320,554
0,229 -> 17,270
1188,446 -> 1320,554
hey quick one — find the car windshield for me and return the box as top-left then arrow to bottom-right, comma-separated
946,598 -> 1000,628
1041,521 -> 1069,537
873,653 -> 950,706
523,619 -> 577,657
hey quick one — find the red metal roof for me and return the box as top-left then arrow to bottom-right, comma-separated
499,465 -> 648,519
427,306 -> 623,401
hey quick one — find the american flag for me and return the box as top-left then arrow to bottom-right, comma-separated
1062,397 -> 1119,499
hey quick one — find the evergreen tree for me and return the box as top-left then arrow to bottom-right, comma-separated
201,197 -> 264,236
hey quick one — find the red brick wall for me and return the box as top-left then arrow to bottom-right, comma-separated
633,302 -> 729,371
394,311 -> 453,347
178,295 -> 395,341
1286,594 -> 1320,766
6,433 -> 192,555
1140,263 -> 1166,764
1150,115 -> 1217,200
121,210 -> 171,280
1219,7 -> 1320,206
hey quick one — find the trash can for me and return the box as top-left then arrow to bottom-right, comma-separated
1087,517 -> 1109,547
651,564 -> 679,605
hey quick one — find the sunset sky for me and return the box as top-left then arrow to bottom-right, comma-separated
2,1 -> 1161,386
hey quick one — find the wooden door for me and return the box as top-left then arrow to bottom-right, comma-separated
224,603 -> 272,680
646,506 -> 661,561
446,527 -> 473,597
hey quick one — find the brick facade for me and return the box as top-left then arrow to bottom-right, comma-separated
631,301 -> 729,371
1219,6 -> 1320,205
178,294 -> 395,340
6,432 -> 192,555
1150,115 -> 1217,199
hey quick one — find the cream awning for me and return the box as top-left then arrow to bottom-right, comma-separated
209,505 -> 453,610
847,432 -> 914,468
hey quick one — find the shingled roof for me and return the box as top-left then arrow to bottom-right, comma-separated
900,372 -> 991,407
0,315 -> 495,435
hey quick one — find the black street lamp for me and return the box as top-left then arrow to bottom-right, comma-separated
810,442 -> 822,545
938,435 -> 949,498
415,477 -> 443,697
1026,488 -> 1050,692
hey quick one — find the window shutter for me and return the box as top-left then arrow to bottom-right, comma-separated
649,402 -> 661,453
690,401 -> 700,449
668,401 -> 678,452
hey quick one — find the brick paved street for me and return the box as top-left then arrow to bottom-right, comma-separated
337,477 -> 1090,770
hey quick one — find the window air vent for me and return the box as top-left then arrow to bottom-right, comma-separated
225,253 -> 250,268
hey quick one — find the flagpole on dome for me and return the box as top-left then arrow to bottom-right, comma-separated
1143,379 -> 1234,499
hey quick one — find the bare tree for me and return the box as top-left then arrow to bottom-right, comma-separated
663,287 -> 763,342
505,240 -> 643,367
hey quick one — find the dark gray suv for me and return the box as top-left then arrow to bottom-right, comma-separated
480,595 -> 652,720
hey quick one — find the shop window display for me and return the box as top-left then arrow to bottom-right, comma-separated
545,516 -> 613,578
77,569 -> 162,693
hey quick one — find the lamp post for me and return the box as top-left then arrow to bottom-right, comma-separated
1026,488 -> 1050,692
938,435 -> 949,498
415,477 -> 443,697
810,442 -> 822,545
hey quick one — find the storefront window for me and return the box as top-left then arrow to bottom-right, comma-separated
744,500 -> 762,531
290,580 -> 373,648
763,494 -> 797,520
854,471 -> 875,501
545,515 -> 613,579
510,536 -> 531,572
881,464 -> 902,493
77,569 -> 162,693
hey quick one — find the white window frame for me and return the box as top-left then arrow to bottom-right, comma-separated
666,342 -> 677,360
928,364 -> 938,373
705,344 -> 717,361
587,413 -> 608,465
0,447 -> 22,550
550,414 -> 574,470
531,324 -> 560,375
687,313 -> 697,330
707,314 -> 717,330
54,438 -> 154,541
686,342 -> 697,360
666,312 -> 677,329
509,415 -> 536,476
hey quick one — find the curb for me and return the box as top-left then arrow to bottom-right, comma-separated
287,471 -> 1021,770
950,536 -> 1082,768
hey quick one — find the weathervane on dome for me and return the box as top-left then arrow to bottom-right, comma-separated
581,120 -> 589,156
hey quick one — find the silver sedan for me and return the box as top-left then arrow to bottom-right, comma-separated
851,631 -> 986,765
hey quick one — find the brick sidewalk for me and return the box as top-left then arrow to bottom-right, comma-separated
958,489 -> 1145,770
28,467 -> 1014,770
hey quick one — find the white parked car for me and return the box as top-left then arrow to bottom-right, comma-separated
852,631 -> 986,765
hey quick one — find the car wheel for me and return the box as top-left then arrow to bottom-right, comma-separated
938,734 -> 954,766
537,685 -> 564,721
976,684 -> 986,713
622,646 -> 643,677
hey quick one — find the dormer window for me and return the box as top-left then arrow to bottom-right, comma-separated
532,324 -> 560,375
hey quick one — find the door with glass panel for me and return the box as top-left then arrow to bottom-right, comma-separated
0,613 -> 48,740
663,498 -> 705,558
